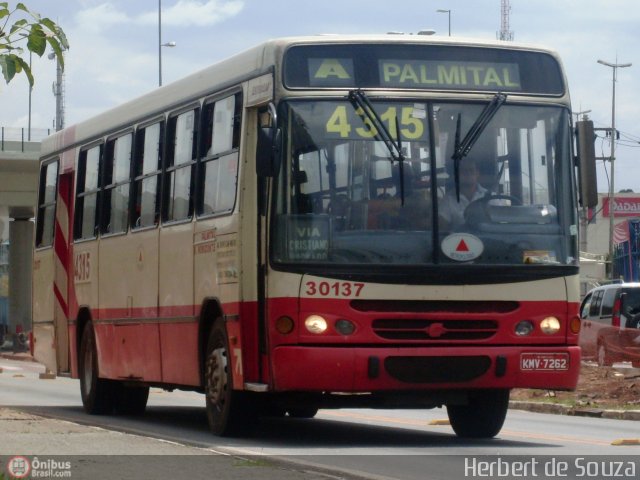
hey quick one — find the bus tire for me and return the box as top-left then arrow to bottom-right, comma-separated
446,389 -> 509,438
287,407 -> 318,418
204,320 -> 252,436
114,383 -> 149,415
79,322 -> 115,415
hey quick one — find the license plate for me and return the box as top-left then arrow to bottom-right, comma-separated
520,353 -> 569,371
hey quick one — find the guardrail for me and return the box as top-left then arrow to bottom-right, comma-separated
1,127 -> 51,152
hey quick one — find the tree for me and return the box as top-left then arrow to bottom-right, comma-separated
0,2 -> 68,86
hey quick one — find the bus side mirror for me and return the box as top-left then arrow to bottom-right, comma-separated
576,120 -> 598,208
256,103 -> 281,177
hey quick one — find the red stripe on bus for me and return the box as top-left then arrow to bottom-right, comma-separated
54,225 -> 69,267
53,283 -> 68,317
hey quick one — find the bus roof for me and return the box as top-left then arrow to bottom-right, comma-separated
40,34 -> 564,159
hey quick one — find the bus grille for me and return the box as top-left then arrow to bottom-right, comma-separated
351,300 -> 518,313
385,356 -> 491,383
372,319 -> 499,341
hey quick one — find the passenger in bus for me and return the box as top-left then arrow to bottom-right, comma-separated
369,163 -> 431,230
439,157 -> 488,228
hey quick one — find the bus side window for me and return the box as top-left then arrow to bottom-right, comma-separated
163,107 -> 198,222
132,121 -> 163,229
198,93 -> 242,216
74,144 -> 103,240
35,159 -> 59,248
102,133 -> 132,235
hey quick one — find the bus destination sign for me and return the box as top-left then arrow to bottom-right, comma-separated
379,60 -> 521,90
284,44 -> 564,94
308,58 -> 521,91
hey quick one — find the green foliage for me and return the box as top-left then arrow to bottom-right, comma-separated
0,1 -> 69,86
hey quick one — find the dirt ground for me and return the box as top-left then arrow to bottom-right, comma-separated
511,362 -> 640,409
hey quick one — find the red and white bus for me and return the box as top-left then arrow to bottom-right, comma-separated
32,35 -> 597,438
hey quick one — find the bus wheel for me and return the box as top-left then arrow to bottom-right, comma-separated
597,343 -> 612,367
287,407 -> 318,419
204,320 -> 250,436
446,389 -> 509,438
114,383 -> 149,415
79,322 -> 115,414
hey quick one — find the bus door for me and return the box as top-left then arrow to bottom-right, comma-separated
54,170 -> 73,374
33,159 -> 70,375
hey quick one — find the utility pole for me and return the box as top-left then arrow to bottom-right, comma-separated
49,50 -> 66,131
597,59 -> 632,278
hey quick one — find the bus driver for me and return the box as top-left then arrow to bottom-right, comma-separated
439,157 -> 488,228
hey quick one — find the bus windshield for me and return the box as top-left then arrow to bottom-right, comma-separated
272,98 -> 576,268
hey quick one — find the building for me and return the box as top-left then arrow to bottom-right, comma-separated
580,192 -> 640,295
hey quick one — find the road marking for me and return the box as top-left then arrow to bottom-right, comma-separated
499,429 -> 614,447
320,410 -> 443,428
320,410 -> 616,447
611,438 -> 640,446
428,419 -> 451,425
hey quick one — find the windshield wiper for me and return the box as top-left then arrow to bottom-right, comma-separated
349,89 -> 407,205
451,92 -> 507,201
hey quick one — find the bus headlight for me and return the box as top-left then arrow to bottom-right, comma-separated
304,315 -> 328,334
540,316 -> 561,334
515,320 -> 534,336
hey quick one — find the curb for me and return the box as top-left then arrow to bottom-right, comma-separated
509,400 -> 640,421
0,352 -> 35,362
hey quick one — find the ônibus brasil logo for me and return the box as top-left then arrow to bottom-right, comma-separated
5,456 -> 31,478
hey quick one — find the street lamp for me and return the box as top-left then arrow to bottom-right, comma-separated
597,58 -> 632,278
158,0 -> 176,86
436,9 -> 451,36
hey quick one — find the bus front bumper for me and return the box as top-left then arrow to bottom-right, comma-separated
271,345 -> 580,392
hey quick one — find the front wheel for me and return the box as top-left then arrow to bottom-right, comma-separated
204,320 -> 253,436
78,322 -> 115,414
447,389 -> 509,438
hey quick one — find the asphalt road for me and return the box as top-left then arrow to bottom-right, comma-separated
1,357 -> 639,480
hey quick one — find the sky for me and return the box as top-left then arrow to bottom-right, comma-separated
1,0 -> 639,193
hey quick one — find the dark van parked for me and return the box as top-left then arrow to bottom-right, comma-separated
579,283 -> 640,367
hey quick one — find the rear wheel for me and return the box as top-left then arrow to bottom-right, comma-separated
447,389 -> 509,438
79,322 -> 115,414
114,383 -> 149,415
205,320 -> 253,436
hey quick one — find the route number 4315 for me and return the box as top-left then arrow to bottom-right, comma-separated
326,105 -> 425,140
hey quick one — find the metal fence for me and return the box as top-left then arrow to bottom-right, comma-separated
1,127 -> 51,152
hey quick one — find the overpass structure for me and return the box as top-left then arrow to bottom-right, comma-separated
0,128 -> 46,348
